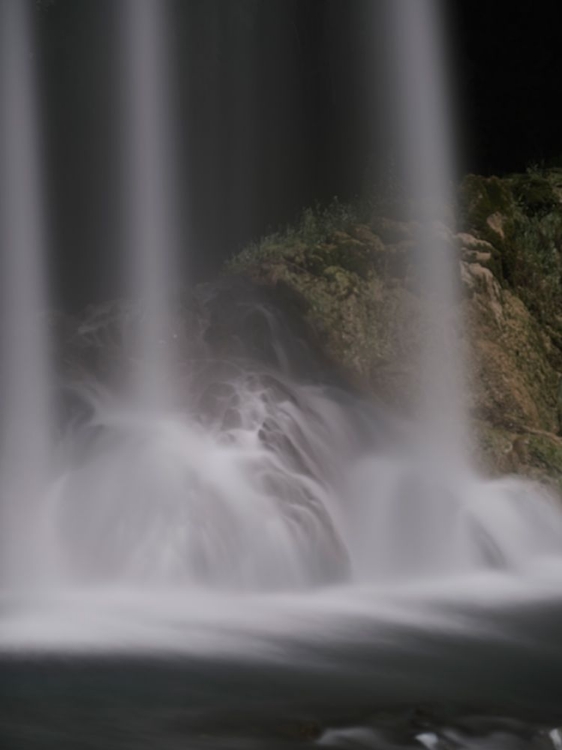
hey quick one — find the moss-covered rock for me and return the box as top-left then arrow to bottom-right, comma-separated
230,224 -> 403,398
459,174 -> 515,239
465,284 -> 559,433
458,171 -> 562,331
226,175 -> 562,483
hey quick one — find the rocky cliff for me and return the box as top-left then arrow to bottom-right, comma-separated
226,170 -> 562,488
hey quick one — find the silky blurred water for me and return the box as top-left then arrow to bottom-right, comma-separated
2,1 -> 562,748
2,576 -> 562,747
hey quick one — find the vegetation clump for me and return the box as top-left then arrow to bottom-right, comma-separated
228,200 -> 368,274
459,170 -> 562,329
510,173 -> 559,217
505,212 -> 562,323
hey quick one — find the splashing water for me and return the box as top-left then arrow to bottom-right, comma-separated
29,292 -> 562,592
2,3 -> 562,746
0,0 -> 561,601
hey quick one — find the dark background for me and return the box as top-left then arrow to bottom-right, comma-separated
34,0 -> 562,311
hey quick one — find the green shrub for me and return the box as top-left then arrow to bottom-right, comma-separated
227,198 -> 360,272
509,173 -> 559,217
505,211 -> 562,323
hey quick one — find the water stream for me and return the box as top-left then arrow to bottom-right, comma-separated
0,0 -> 53,588
119,0 -> 178,411
1,1 -> 562,748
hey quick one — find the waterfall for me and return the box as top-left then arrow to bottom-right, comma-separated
0,0 -> 53,586
385,0 -> 467,471
332,0 -> 478,582
5,6 -> 562,746
0,0 -> 561,595
119,0 -> 179,411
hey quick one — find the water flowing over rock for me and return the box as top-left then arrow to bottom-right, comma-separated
228,169 -> 562,490
3,3 -> 562,747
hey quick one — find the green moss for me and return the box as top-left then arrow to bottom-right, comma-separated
225,199 -> 403,384
499,211 -> 562,325
225,198 -> 388,301
226,199 -> 364,276
527,434 -> 562,477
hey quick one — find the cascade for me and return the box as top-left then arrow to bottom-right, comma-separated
0,0 -> 53,587
3,4 -> 562,745
0,0 -> 560,593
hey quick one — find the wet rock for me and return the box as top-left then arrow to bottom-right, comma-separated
226,174 -> 562,480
